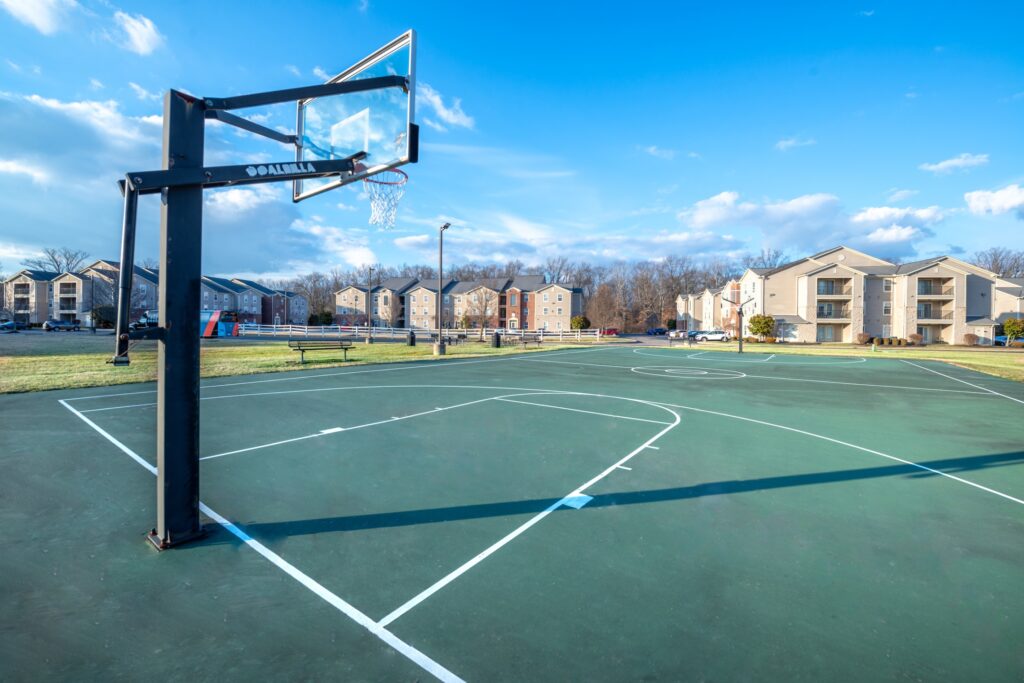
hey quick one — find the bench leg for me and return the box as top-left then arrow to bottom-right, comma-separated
299,350 -> 305,364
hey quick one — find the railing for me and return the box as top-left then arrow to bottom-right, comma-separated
58,304 -> 78,312
238,324 -> 603,341
816,309 -> 851,319
916,311 -> 953,320
816,285 -> 853,296
917,285 -> 954,296
13,286 -> 30,295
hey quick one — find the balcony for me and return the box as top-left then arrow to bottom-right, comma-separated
916,309 -> 953,322
13,286 -> 30,295
815,283 -> 853,298
916,284 -> 954,298
58,303 -> 78,312
816,307 -> 851,320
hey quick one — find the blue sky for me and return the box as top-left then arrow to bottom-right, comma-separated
1,0 -> 1022,277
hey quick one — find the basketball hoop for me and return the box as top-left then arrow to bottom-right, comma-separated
364,168 -> 407,229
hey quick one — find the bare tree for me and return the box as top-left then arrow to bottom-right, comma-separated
543,256 -> 569,284
465,288 -> 499,338
585,283 -> 619,329
972,247 -> 1024,277
22,247 -> 90,273
741,248 -> 788,271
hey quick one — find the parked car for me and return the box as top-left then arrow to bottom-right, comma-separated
130,316 -> 159,331
601,328 -> 619,336
686,330 -> 702,339
42,319 -> 80,331
0,320 -> 18,333
695,330 -> 730,342
667,329 -> 687,339
646,327 -> 668,335
994,335 -> 1007,346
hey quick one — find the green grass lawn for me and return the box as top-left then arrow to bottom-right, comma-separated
684,340 -> 1024,382
0,333 -> 586,394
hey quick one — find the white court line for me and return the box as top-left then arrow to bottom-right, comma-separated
494,397 -> 673,426
650,399 -> 1024,507
65,346 -> 608,402
633,348 -> 870,365
616,465 -> 632,471
377,400 -> 682,628
200,392 -> 562,462
58,399 -> 463,682
765,354 -> 776,362
900,359 -> 1024,407
518,356 -> 991,395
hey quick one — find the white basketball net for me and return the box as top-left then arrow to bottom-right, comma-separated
364,168 -> 407,230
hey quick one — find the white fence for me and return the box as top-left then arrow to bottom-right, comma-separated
238,323 -> 603,342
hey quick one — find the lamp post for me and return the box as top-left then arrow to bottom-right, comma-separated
365,266 -> 374,344
722,295 -> 754,353
434,222 -> 450,356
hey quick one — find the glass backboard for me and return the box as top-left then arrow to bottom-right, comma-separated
294,30 -> 416,202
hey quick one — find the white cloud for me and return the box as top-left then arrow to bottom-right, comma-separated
22,94 -> 160,146
6,59 -> 21,72
775,136 -> 816,151
886,188 -> 917,203
859,9 -> 875,17
394,234 -> 430,249
864,225 -> 921,244
357,0 -> 369,13
206,185 -> 281,217
964,184 -> 1024,218
0,158 -> 49,184
0,0 -> 77,35
422,117 -> 447,133
417,83 -> 474,130
285,65 -> 301,77
109,11 -> 163,55
851,205 -> 945,227
0,241 -> 44,271
641,145 -> 676,160
290,218 -> 376,267
89,78 -> 104,90
336,201 -> 357,211
918,152 -> 988,174
312,66 -> 330,80
128,82 -> 161,101
679,191 -> 840,232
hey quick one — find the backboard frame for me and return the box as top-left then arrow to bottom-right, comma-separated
293,29 -> 417,202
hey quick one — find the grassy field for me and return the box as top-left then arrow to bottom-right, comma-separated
0,333 -> 584,394
682,340 -> 1024,382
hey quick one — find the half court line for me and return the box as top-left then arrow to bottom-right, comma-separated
493,397 -> 673,425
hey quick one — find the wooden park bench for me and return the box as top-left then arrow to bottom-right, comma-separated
288,339 -> 353,364
519,334 -> 543,347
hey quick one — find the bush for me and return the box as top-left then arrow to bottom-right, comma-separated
856,332 -> 871,344
764,336 -> 776,344
963,333 -> 978,346
908,333 -> 922,346
1011,341 -> 1024,348
748,314 -> 775,339
745,336 -> 757,344
1004,318 -> 1024,343
570,315 -> 591,330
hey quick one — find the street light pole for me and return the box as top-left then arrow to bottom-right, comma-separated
365,266 -> 374,344
434,222 -> 450,356
722,295 -> 754,353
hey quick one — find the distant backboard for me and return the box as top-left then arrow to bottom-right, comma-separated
293,30 -> 417,202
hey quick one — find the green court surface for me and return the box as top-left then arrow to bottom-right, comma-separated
2,346 -> 1022,681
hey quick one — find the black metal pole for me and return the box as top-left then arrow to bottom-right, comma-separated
435,223 -> 449,355
738,308 -> 743,354
112,185 -> 139,364
148,90 -> 206,550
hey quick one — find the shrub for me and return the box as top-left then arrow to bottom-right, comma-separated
570,315 -> 591,330
1011,341 -> 1024,349
1004,318 -> 1024,343
963,333 -> 978,346
856,332 -> 871,344
764,336 -> 776,344
748,314 -> 775,339
908,333 -> 922,346
745,336 -> 757,344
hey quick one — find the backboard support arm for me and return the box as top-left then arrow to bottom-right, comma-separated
205,110 -> 296,145
202,75 -> 407,111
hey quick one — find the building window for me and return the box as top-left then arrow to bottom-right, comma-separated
472,293 -> 479,303
341,295 -> 348,302
522,293 -> 529,303
523,307 -> 528,316
556,293 -> 563,302
543,307 -> 549,315
444,295 -> 450,303
557,307 -> 563,315
882,302 -> 892,316
883,279 -> 892,292
383,295 -> 389,306
543,293 -> 549,302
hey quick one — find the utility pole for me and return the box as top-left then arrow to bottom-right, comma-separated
722,295 -> 754,354
365,266 -> 374,344
435,222 -> 450,356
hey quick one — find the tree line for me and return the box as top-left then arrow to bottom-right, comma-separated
6,246 -> 1024,332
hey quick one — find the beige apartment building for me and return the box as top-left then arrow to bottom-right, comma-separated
405,280 -> 456,329
3,270 -> 60,323
722,245 -> 1022,344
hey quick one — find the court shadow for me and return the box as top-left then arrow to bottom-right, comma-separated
237,449 -> 1024,542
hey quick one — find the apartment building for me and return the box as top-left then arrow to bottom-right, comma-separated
334,274 -> 581,331
3,270 -> 60,323
729,245 -> 1021,344
83,260 -> 159,320
231,279 -> 307,325
404,279 -> 456,329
